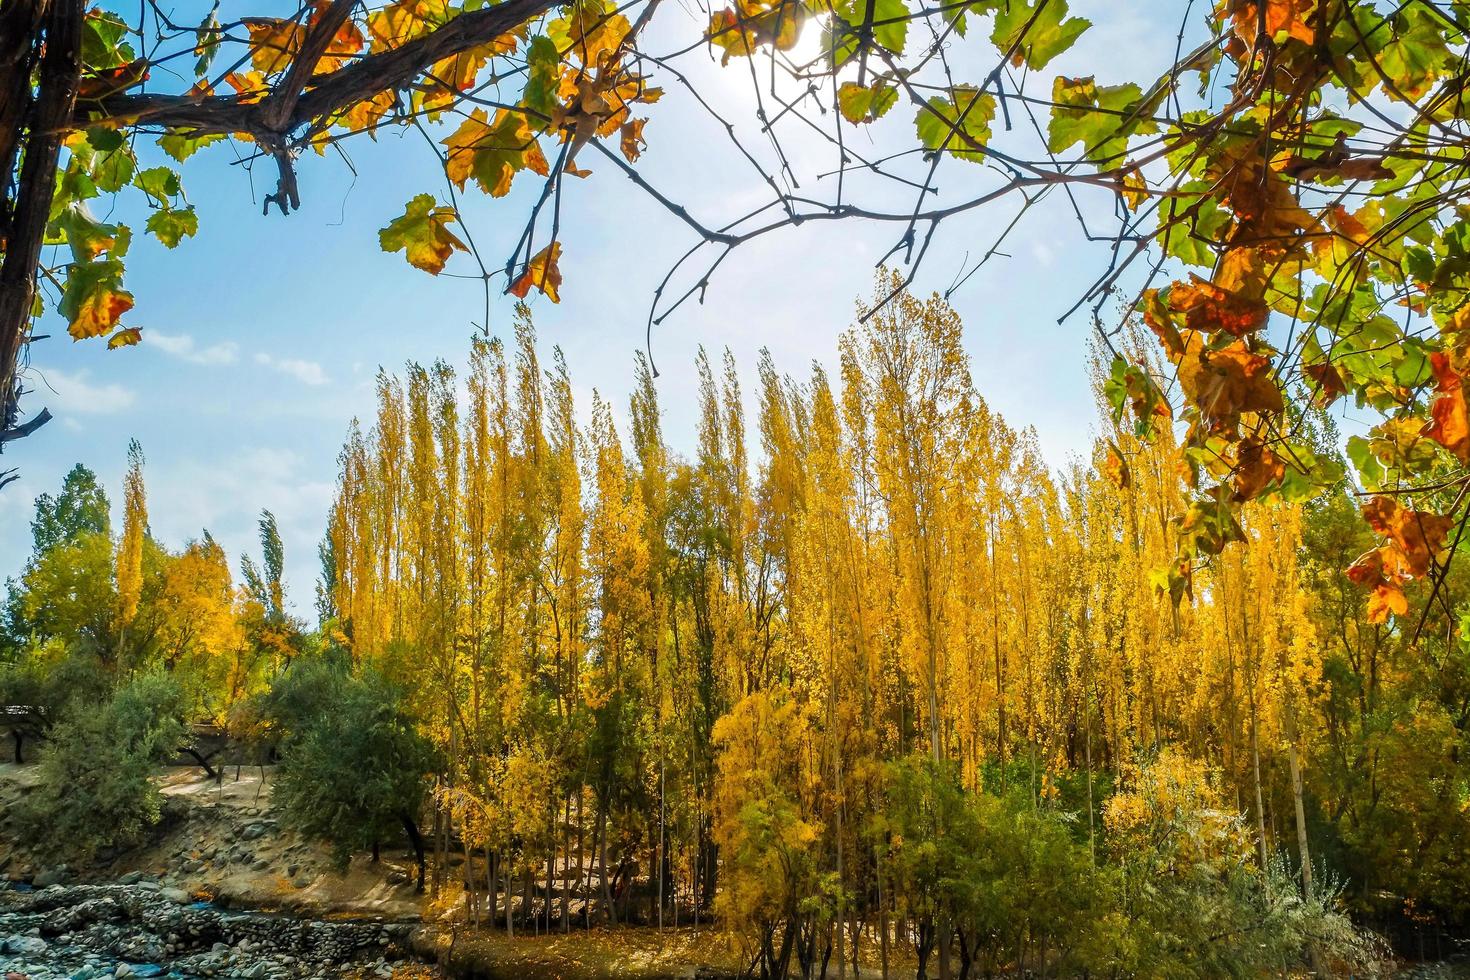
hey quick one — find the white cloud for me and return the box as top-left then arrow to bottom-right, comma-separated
35,367 -> 136,414
149,329 -> 239,365
142,446 -> 336,616
255,353 -> 328,386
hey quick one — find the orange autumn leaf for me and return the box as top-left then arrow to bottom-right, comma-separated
1142,289 -> 1186,358
1169,273 -> 1269,338
77,59 -> 150,100
1304,361 -> 1347,407
1345,547 -> 1384,587
225,71 -> 270,102
308,0 -> 366,73
620,118 -> 647,163
510,241 -> 563,302
1361,495 -> 1454,578
1177,339 -> 1283,422
1214,153 -> 1320,249
60,260 -> 133,340
1422,352 -> 1470,461
1231,436 -> 1284,501
1223,0 -> 1316,47
1325,203 -> 1370,244
1102,441 -> 1130,489
1367,582 -> 1407,624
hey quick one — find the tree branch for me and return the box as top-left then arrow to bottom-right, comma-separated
261,0 -> 360,132
0,406 -> 52,444
79,0 -> 560,138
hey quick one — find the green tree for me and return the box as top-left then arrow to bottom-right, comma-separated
30,463 -> 111,555
269,662 -> 438,889
3,464 -> 112,658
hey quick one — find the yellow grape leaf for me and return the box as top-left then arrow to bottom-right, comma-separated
61,259 -> 134,340
367,0 -> 450,52
245,18 -> 305,74
442,109 -> 550,197
108,327 -> 143,349
378,194 -> 467,275
340,90 -> 397,135
707,6 -> 756,63
565,5 -> 631,67
510,241 -> 563,302
421,37 -> 517,111
1120,167 -> 1147,210
837,80 -> 898,124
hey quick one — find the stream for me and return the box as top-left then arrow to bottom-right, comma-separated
0,879 -> 429,979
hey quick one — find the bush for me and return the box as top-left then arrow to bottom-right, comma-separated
267,662 -> 437,887
1102,748 -> 1385,978
18,673 -> 187,862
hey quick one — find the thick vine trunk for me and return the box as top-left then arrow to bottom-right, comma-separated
0,0 -> 76,445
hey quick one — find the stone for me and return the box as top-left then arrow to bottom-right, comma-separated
32,866 -> 66,888
160,888 -> 190,905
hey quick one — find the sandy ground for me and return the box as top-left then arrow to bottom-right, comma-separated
0,762 -> 425,921
0,762 -> 898,978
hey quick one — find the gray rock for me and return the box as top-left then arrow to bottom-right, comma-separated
33,866 -> 67,888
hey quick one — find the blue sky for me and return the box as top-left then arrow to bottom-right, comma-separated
1,0 -> 1185,613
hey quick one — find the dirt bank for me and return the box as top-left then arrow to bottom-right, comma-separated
0,763 -> 749,979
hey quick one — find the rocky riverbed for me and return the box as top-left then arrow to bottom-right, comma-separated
0,880 -> 428,980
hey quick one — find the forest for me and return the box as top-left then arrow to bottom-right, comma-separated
5,276 -> 1467,977
4,0 -> 1470,973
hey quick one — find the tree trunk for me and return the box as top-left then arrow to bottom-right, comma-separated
561,794 -> 571,931
1249,692 -> 1269,868
399,811 -> 426,893
504,852 -> 514,938
597,798 -> 616,924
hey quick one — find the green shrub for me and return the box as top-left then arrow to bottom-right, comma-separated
267,662 -> 437,886
18,673 -> 187,862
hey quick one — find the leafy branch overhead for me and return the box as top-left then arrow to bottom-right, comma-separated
4,0 -> 1470,617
